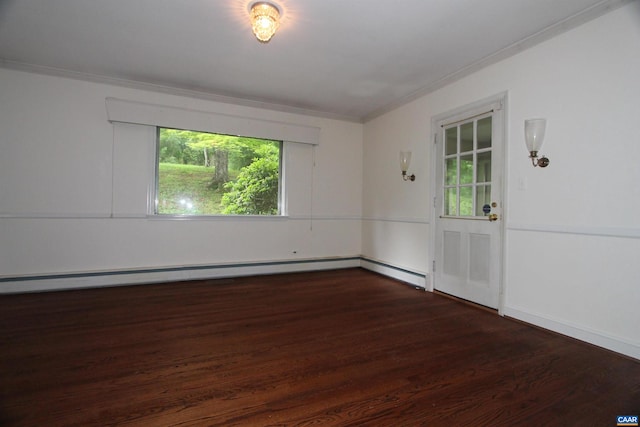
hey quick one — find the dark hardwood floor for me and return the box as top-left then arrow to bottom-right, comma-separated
0,268 -> 638,426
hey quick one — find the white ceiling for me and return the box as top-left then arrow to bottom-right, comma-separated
0,0 -> 627,122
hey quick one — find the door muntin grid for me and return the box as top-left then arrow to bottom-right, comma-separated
443,115 -> 492,217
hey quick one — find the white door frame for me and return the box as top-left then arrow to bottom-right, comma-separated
429,92 -> 508,315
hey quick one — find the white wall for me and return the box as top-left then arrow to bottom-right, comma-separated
0,68 -> 363,288
362,102 -> 430,274
362,2 -> 640,358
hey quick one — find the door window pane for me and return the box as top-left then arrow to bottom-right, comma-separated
475,185 -> 491,216
459,186 -> 473,216
445,127 -> 457,155
477,117 -> 492,150
460,122 -> 474,152
445,158 -> 457,185
476,151 -> 491,183
445,187 -> 457,216
460,154 -> 474,184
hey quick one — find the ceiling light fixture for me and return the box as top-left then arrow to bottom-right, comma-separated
250,2 -> 280,43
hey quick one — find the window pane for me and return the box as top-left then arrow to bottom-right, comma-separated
445,187 -> 457,216
460,154 -> 473,184
477,117 -> 492,149
445,158 -> 457,185
475,185 -> 491,216
157,128 -> 281,216
476,151 -> 491,183
445,127 -> 457,155
459,186 -> 473,216
460,122 -> 473,152
157,164 -> 215,214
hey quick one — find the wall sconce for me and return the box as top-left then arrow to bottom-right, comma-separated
525,118 -> 550,167
400,151 -> 416,181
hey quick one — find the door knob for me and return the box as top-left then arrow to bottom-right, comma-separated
488,213 -> 499,222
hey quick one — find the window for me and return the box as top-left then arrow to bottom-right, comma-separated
156,128 -> 282,216
443,115 -> 492,217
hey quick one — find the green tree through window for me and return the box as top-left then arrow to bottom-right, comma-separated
443,116 -> 492,216
156,128 -> 281,215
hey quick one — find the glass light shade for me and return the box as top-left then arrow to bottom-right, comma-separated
524,118 -> 546,153
251,2 -> 280,42
400,151 -> 412,172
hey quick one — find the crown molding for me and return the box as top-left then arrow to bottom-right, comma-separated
362,0 -> 633,122
0,59 -> 363,124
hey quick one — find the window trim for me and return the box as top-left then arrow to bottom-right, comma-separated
106,97 -> 320,145
106,98 -> 318,221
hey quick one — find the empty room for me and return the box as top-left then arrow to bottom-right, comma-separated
1,1 -> 639,425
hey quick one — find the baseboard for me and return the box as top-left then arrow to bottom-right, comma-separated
0,256 -> 429,294
360,258 -> 427,289
0,257 -> 361,294
503,306 -> 639,361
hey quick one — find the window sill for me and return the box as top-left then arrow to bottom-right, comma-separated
147,214 -> 289,221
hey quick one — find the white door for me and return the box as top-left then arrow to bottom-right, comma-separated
434,103 -> 504,309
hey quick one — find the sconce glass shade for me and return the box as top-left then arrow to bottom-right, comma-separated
399,151 -> 412,173
524,119 -> 546,153
250,2 -> 280,42
399,151 -> 416,181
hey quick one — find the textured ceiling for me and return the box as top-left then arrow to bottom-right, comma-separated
0,0 -> 627,122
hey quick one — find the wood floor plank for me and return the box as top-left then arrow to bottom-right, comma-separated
0,268 -> 638,426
